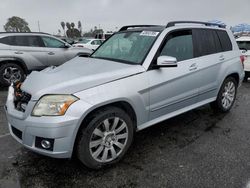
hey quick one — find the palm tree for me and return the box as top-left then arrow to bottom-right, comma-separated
78,21 -> 82,36
61,21 -> 65,36
66,22 -> 71,38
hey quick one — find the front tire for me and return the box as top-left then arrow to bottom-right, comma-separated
76,107 -> 134,169
211,77 -> 237,112
0,63 -> 25,86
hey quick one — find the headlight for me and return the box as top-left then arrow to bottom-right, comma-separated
32,95 -> 79,117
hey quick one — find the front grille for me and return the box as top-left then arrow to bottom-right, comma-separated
13,82 -> 31,112
11,126 -> 22,140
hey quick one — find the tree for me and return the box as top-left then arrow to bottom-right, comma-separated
83,27 -> 104,38
61,21 -> 65,36
65,22 -> 80,38
4,16 -> 31,32
66,22 -> 71,30
78,21 -> 82,36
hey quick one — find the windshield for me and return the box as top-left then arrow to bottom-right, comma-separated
237,41 -> 250,50
91,31 -> 159,64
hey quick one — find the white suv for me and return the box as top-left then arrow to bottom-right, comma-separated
236,36 -> 250,81
5,21 -> 244,169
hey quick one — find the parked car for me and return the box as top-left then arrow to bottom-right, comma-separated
236,36 -> 250,81
73,39 -> 104,51
5,21 -> 244,169
0,32 -> 92,86
95,32 -> 114,40
60,37 -> 75,45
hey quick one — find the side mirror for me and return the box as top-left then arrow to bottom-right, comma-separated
155,56 -> 177,68
64,43 -> 71,48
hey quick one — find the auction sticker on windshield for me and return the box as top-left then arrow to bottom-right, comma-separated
140,31 -> 159,37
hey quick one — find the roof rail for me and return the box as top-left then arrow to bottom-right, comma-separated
166,21 -> 226,28
119,25 -> 162,31
0,32 -> 51,35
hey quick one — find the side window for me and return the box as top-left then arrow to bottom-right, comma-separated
160,30 -> 193,62
41,36 -> 65,48
0,36 -> 11,45
13,36 -> 29,46
5,36 -> 45,47
193,29 -> 222,57
27,36 -> 44,47
91,41 -> 96,45
96,40 -> 102,45
212,30 -> 223,53
216,30 -> 232,52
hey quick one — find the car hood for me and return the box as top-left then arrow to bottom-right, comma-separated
21,57 -> 145,100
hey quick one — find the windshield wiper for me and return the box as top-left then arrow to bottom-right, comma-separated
91,56 -> 138,65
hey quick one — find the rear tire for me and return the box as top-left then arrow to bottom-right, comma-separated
211,77 -> 237,113
0,63 -> 25,86
76,107 -> 134,169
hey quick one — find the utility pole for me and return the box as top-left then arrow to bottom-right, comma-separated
38,21 -> 40,32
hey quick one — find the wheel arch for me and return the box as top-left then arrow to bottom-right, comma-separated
72,100 -> 137,156
0,57 -> 29,74
225,73 -> 239,86
215,72 -> 240,99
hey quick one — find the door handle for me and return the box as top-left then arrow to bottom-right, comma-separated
189,63 -> 197,71
14,51 -> 23,54
48,52 -> 55,55
219,55 -> 225,61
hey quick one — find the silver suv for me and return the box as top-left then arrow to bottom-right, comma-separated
5,21 -> 245,169
0,32 -> 92,86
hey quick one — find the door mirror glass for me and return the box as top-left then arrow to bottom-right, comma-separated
156,56 -> 177,67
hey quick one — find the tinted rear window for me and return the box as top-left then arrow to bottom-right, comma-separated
193,29 -> 222,57
237,41 -> 250,50
0,36 -> 44,47
216,30 -> 232,52
0,36 -> 13,45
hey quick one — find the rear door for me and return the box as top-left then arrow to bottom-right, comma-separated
192,29 -> 229,102
148,29 -> 200,120
10,35 -> 48,70
40,36 -> 68,66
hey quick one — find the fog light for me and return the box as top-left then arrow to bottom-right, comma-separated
35,137 -> 54,151
41,140 -> 51,149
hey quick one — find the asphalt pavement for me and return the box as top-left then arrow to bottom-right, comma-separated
0,83 -> 250,188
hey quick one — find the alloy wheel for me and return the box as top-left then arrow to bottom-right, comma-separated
3,66 -> 22,84
89,117 -> 129,163
221,81 -> 236,109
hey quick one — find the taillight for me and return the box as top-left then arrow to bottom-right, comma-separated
240,55 -> 245,63
240,55 -> 245,68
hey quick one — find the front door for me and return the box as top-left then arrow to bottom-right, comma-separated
148,29 -> 200,121
40,36 -> 68,66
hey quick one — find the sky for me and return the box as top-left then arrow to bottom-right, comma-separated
0,0 -> 250,34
